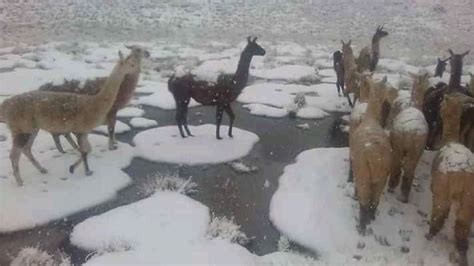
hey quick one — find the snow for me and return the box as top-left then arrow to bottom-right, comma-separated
129,117 -> 158,129
350,102 -> 368,123
11,247 -> 71,266
0,124 -> 133,232
136,81 -> 201,110
228,161 -> 258,174
133,125 -> 259,165
392,107 -> 428,135
438,142 -> 474,174
318,68 -> 336,77
94,120 -> 131,134
116,107 -> 145,118
252,65 -> 317,82
243,103 -> 288,118
238,83 -> 350,113
270,147 -> 474,265
206,216 -> 250,245
297,107 -> 328,119
378,59 -> 420,74
135,80 -> 167,93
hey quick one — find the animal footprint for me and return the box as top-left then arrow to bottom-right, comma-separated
357,241 -> 365,249
374,234 -> 390,246
399,229 -> 413,242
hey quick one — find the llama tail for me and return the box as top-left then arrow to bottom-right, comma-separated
168,74 -> 176,93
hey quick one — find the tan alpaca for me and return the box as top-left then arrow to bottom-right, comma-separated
388,73 -> 430,203
350,76 -> 393,232
427,95 -> 474,266
1,51 -> 140,186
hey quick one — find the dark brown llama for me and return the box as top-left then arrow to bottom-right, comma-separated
434,57 -> 450,78
333,50 -> 345,97
357,25 -> 389,72
423,49 -> 470,150
39,45 -> 150,151
168,37 -> 265,139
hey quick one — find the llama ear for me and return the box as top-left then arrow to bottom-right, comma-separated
118,50 -> 124,61
448,49 -> 454,56
247,36 -> 252,43
252,37 -> 258,43
462,50 -> 470,57
341,40 -> 345,45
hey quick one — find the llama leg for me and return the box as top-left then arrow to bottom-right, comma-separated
356,180 -> 371,234
427,191 -> 450,239
69,134 -> 93,175
347,159 -> 354,183
22,130 -> 47,174
175,103 -> 187,138
336,83 -> 341,96
388,147 -> 402,193
107,111 -> 118,150
182,103 -> 193,137
11,134 -> 30,186
216,105 -> 224,140
369,179 -> 387,221
52,134 -> 65,153
64,133 -> 79,150
454,201 -> 473,266
224,105 -> 235,137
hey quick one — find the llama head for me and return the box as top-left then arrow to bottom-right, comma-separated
118,50 -> 141,75
374,25 -> 388,40
244,37 -> 266,56
448,49 -> 469,70
410,72 -> 430,92
435,57 -> 449,77
125,45 -> 151,61
341,40 -> 353,56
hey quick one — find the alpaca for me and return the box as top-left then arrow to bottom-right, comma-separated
357,26 -> 389,72
427,95 -> 474,266
333,50 -> 345,97
434,57 -> 450,78
168,37 -> 265,139
388,73 -> 430,203
39,45 -> 150,151
341,40 -> 360,106
350,76 -> 393,232
0,51 -> 140,186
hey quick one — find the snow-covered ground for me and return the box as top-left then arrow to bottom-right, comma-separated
270,148 -> 474,265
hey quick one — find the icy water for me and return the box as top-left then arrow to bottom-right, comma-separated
0,102 -> 347,264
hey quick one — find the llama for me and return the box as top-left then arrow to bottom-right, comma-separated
357,25 -> 389,72
0,51 -> 140,186
434,57 -> 450,78
39,45 -> 150,151
427,95 -> 474,266
350,76 -> 393,232
333,50 -> 345,97
388,73 -> 430,203
423,49 -> 470,150
168,37 -> 265,139
341,40 -> 360,106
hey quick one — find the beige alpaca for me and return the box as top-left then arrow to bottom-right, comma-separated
350,76 -> 393,232
388,73 -> 430,203
1,51 -> 140,186
427,95 -> 474,266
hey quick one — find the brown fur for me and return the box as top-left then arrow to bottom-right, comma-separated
388,73 -> 430,203
427,95 -> 474,266
341,40 -> 361,104
1,51 -> 140,186
39,46 -> 149,151
350,76 -> 393,232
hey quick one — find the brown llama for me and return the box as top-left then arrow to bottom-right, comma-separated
427,95 -> 474,266
388,73 -> 430,203
350,76 -> 393,232
423,49 -> 470,150
39,45 -> 150,151
434,57 -> 450,78
0,51 -> 140,186
341,40 -> 361,106
168,37 -> 265,139
357,25 -> 389,72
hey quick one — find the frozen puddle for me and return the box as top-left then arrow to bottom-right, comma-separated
270,148 -> 474,265
0,124 -> 133,232
70,191 -> 315,265
133,125 -> 259,165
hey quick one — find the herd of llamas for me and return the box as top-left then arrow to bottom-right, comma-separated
0,29 -> 473,264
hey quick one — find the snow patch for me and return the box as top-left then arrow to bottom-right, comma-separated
129,117 -> 158,129
117,107 -> 145,118
94,120 -> 131,134
438,143 -> 474,174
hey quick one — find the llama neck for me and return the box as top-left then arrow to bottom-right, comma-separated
411,85 -> 425,110
234,51 -> 253,90
449,61 -> 462,89
96,64 -> 127,109
371,36 -> 381,56
365,94 -> 383,123
442,111 -> 462,143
